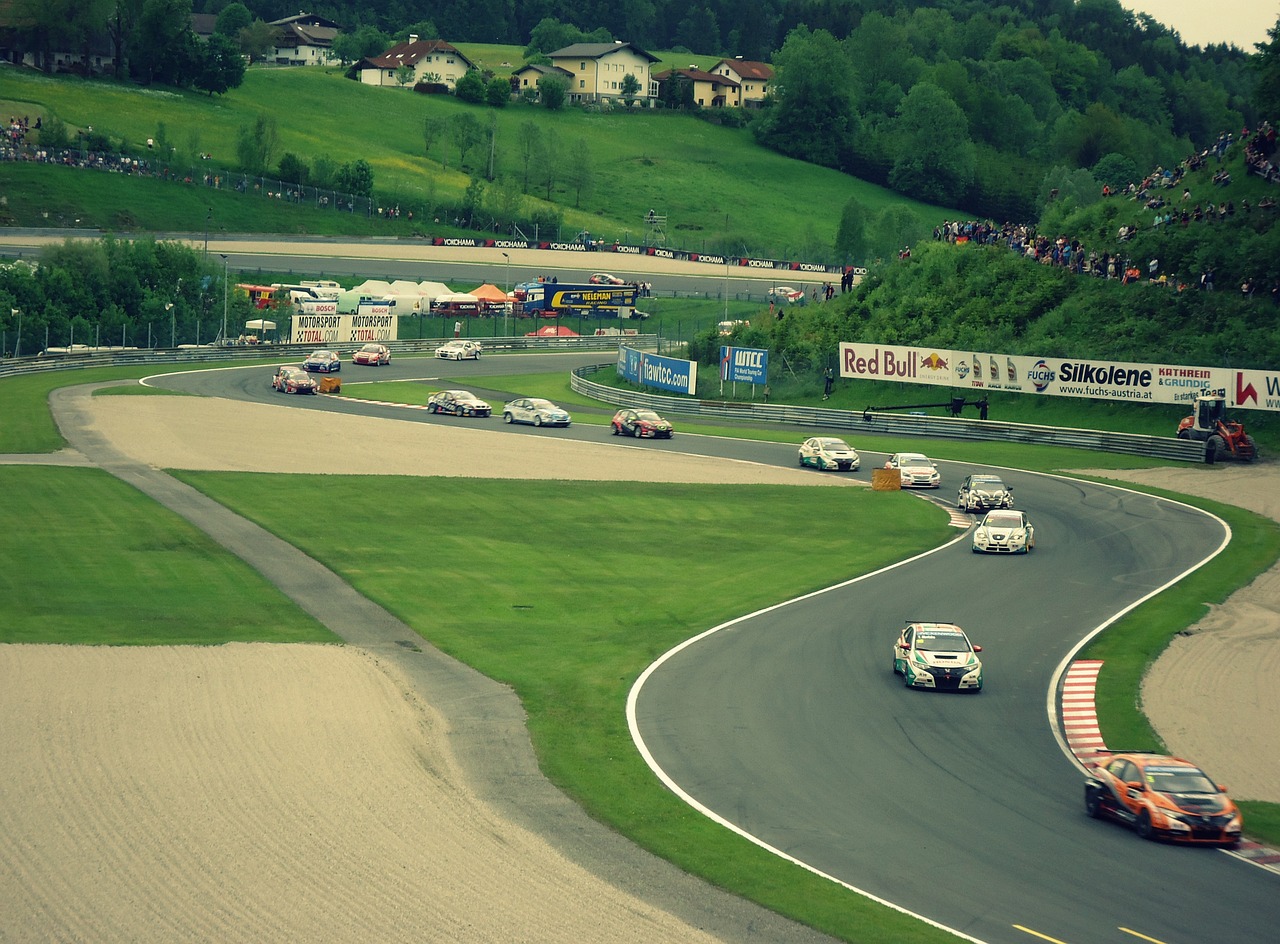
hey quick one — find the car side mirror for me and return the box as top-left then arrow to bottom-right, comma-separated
898,643 -> 910,651
972,645 -> 983,653
1126,781 -> 1145,792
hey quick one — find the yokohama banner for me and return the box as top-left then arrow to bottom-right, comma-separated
837,342 -> 1280,412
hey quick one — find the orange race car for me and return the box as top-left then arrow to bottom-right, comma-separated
1084,752 -> 1243,846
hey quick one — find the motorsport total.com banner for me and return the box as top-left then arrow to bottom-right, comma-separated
837,342 -> 1280,413
617,345 -> 698,395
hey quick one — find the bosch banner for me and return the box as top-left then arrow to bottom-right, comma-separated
837,342 -> 1280,412
720,346 -> 768,385
617,345 -> 698,395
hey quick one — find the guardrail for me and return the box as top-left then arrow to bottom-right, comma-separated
570,364 -> 1207,463
0,335 -> 657,381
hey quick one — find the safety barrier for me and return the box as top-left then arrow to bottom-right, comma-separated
569,363 -> 1206,463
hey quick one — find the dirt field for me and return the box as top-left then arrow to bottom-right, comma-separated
1,395 -> 1276,942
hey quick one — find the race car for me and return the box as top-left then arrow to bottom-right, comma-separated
611,408 -> 673,438
798,437 -> 861,472
891,621 -> 983,692
427,389 -> 491,417
351,343 -> 391,366
589,272 -> 626,285
271,365 -> 319,394
972,510 -> 1035,554
435,339 -> 482,360
502,397 -> 572,427
884,452 -> 941,488
956,473 -> 1014,512
302,349 -> 341,373
1084,752 -> 1242,845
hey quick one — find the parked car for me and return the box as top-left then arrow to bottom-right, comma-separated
611,408 -> 674,439
271,365 -> 319,395
502,397 -> 572,427
302,349 -> 341,373
1084,752 -> 1242,845
884,452 -> 941,488
956,473 -> 1014,512
891,621 -> 983,692
767,285 -> 804,303
427,389 -> 491,417
436,339 -> 482,361
351,343 -> 391,366
589,272 -> 626,285
972,510 -> 1035,554
798,437 -> 861,472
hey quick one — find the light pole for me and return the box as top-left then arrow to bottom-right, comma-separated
219,253 -> 229,344
166,303 -> 174,348
502,252 -> 510,337
11,308 -> 19,359
204,208 -> 212,258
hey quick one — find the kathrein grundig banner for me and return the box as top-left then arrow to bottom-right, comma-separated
837,342 -> 1280,413
291,309 -> 399,345
617,345 -> 698,395
720,346 -> 769,384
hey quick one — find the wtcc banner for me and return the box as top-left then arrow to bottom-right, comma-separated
618,345 -> 698,395
837,342 -> 1280,412
720,346 -> 768,384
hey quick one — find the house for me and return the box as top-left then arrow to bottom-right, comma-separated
356,36 -> 476,89
511,62 -> 575,97
190,13 -> 217,43
653,66 -> 740,108
0,0 -> 116,74
544,42 -> 660,105
266,13 -> 340,66
708,58 -> 774,107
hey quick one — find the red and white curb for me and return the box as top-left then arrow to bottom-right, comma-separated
1062,659 -> 1280,873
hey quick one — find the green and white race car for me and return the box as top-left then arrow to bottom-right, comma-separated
798,437 -> 861,472
892,621 -> 984,692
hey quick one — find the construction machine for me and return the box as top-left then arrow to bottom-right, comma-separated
1176,393 -> 1258,464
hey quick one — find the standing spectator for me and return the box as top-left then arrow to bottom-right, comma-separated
822,367 -> 834,400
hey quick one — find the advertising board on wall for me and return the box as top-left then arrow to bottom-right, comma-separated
291,309 -> 399,345
837,342 -> 1280,413
617,345 -> 698,395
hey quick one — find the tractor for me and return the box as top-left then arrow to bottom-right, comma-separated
1176,393 -> 1258,464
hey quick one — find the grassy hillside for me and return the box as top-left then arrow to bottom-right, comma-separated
0,63 -> 954,262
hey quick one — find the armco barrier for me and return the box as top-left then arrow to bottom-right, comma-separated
569,363 -> 1207,463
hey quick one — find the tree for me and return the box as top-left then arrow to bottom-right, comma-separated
567,138 -> 594,208
394,64 -> 415,88
235,114 -> 278,174
834,197 -> 869,265
133,0 -> 198,86
888,83 -> 976,205
107,0 -> 145,80
395,21 -> 438,43
525,17 -> 580,57
539,76 -> 567,110
486,77 -> 511,107
516,121 -> 542,193
753,27 -> 857,167
455,70 -> 487,104
451,113 -> 483,170
1253,16 -> 1280,119
236,20 -> 276,64
423,116 -> 442,163
620,73 -> 640,107
533,136 -> 562,201
278,153 -> 310,185
214,2 -> 250,37
675,7 -> 720,55
335,159 -> 373,197
195,33 -> 246,96
330,25 -> 389,66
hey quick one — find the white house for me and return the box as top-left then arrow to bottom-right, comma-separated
544,42 -> 660,105
266,13 -> 340,66
357,36 -> 476,89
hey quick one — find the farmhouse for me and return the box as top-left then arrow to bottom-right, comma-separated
356,36 -> 477,89
653,66 -> 740,108
708,59 -> 774,107
266,13 -> 340,66
544,42 -> 660,105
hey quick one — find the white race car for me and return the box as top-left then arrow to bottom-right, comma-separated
972,509 -> 1035,554
502,397 -> 572,427
798,437 -> 861,472
436,339 -> 482,360
892,621 -> 983,692
884,452 -> 940,488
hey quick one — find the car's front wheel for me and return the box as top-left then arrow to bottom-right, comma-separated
1135,810 -> 1155,840
503,413 -> 513,423
1085,788 -> 1103,818
534,415 -> 543,426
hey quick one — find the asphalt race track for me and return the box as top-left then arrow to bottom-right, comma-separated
155,354 -> 1278,944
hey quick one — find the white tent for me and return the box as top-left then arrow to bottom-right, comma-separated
417,281 -> 452,302
245,319 -> 276,331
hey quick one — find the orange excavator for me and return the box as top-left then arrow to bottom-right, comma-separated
1176,393 -> 1258,464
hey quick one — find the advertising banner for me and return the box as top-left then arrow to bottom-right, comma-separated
720,345 -> 768,384
837,342 -> 1279,412
618,345 -> 698,395
291,311 -> 398,345
547,285 -> 637,311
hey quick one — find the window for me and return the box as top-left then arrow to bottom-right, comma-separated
580,61 -> 586,70
579,79 -> 585,88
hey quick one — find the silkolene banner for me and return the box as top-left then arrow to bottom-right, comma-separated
837,342 -> 1280,413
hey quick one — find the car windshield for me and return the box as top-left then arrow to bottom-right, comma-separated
984,513 -> 1023,528
916,632 -> 971,652
902,458 -> 932,469
310,351 -> 331,358
360,344 -> 381,352
1146,766 -> 1217,794
972,477 -> 1006,489
635,411 -> 662,422
820,439 -> 852,451
529,399 -> 555,410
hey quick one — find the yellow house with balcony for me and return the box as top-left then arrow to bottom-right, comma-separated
545,42 -> 660,105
